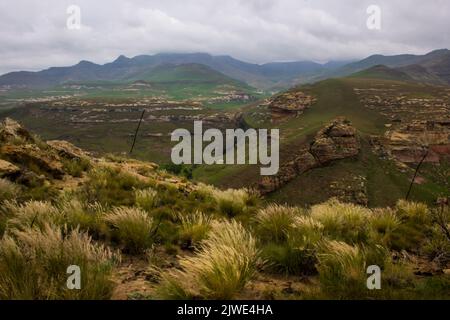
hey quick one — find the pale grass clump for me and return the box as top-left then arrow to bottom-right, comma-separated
311,199 -> 371,243
316,240 -> 389,298
156,220 -> 260,299
178,211 -> 213,248
0,224 -> 119,299
195,183 -> 216,198
369,209 -> 401,246
135,188 -> 159,211
291,215 -> 324,243
261,215 -> 323,275
58,198 -> 107,234
195,184 -> 258,216
210,188 -> 257,217
4,200 -> 63,231
104,207 -> 154,253
0,178 -> 20,202
395,200 -> 430,223
254,204 -> 304,243
316,240 -> 366,295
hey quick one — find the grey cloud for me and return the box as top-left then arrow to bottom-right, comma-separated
0,0 -> 449,74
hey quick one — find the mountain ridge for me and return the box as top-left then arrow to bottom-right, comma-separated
1,49 -> 449,90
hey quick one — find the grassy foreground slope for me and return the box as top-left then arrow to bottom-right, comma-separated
0,119 -> 449,300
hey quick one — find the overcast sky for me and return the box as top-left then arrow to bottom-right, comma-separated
0,0 -> 449,74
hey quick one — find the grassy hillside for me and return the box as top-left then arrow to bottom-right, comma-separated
0,119 -> 448,300
194,77 -> 450,207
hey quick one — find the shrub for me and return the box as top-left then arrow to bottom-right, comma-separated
311,199 -> 371,244
0,179 -> 20,202
0,224 -> 119,299
104,207 -> 154,253
254,204 -> 303,243
156,220 -> 259,299
177,211 -> 212,249
135,188 -> 159,211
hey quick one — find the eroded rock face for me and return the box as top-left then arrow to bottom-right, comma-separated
310,118 -> 360,164
371,120 -> 450,165
47,140 -> 89,160
268,91 -> 317,120
258,117 -> 360,194
0,159 -> 20,178
0,117 -> 35,144
0,144 -> 65,179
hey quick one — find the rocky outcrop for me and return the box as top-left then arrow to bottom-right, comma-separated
374,120 -> 450,165
0,144 -> 65,179
310,118 -> 359,164
0,118 -> 75,180
0,159 -> 20,178
47,140 -> 89,160
0,117 -> 35,144
259,117 -> 360,194
268,91 -> 317,120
